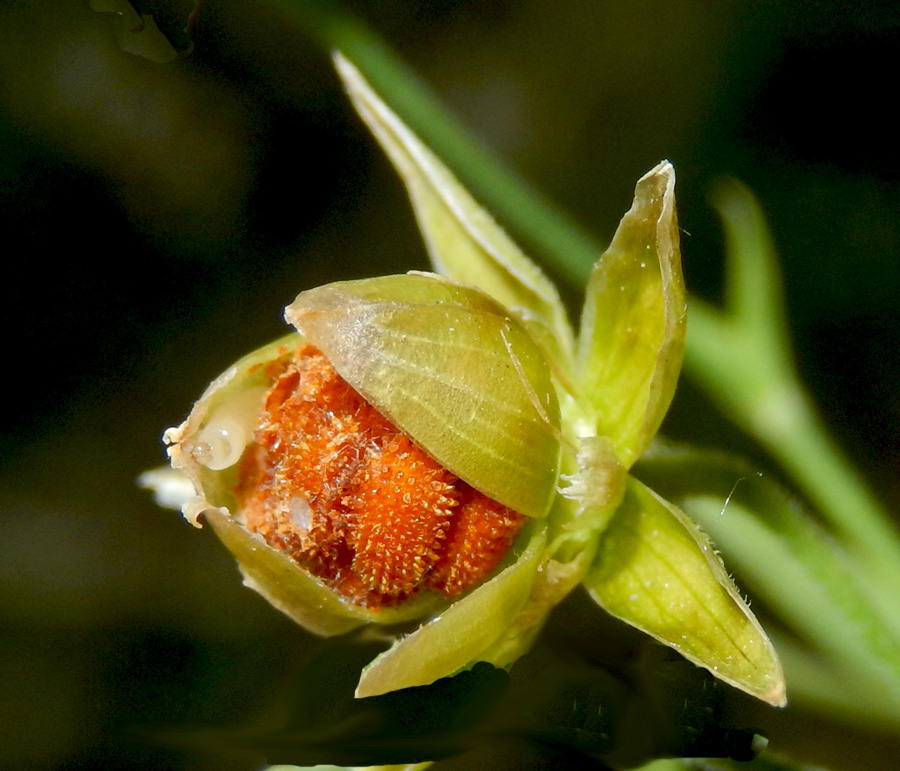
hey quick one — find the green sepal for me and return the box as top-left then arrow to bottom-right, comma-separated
583,475 -> 786,707
286,272 -> 560,519
205,508 -> 446,636
576,161 -> 686,468
335,53 -> 575,376
356,521 -> 546,697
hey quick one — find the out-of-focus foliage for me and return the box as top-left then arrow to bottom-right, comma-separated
1,2 -> 899,769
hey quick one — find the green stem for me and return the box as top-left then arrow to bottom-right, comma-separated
685,183 -> 900,632
268,0 -> 599,287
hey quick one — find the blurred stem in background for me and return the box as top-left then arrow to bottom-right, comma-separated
264,0 -> 900,762
685,183 -> 900,638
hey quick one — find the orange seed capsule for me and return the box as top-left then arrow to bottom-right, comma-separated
235,344 -> 526,608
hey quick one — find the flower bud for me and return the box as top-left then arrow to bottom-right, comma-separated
164,272 -> 560,636
154,54 -> 785,708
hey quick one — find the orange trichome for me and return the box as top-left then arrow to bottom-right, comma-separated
236,344 -> 526,608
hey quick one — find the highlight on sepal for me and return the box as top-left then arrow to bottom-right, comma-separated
559,435 -> 627,534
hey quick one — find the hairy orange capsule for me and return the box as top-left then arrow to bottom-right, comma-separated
235,344 -> 526,608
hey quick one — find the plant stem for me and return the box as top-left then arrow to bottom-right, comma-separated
686,184 -> 900,633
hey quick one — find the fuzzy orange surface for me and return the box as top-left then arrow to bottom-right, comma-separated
236,345 -> 526,608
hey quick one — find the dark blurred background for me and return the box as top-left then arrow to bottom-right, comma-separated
1,2 -> 899,769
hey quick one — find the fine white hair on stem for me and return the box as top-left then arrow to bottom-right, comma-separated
718,472 -> 764,518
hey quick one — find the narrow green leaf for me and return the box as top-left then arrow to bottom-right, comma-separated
287,272 -> 560,519
576,162 -> 686,467
335,53 -> 575,373
584,476 -> 785,706
356,524 -> 546,697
